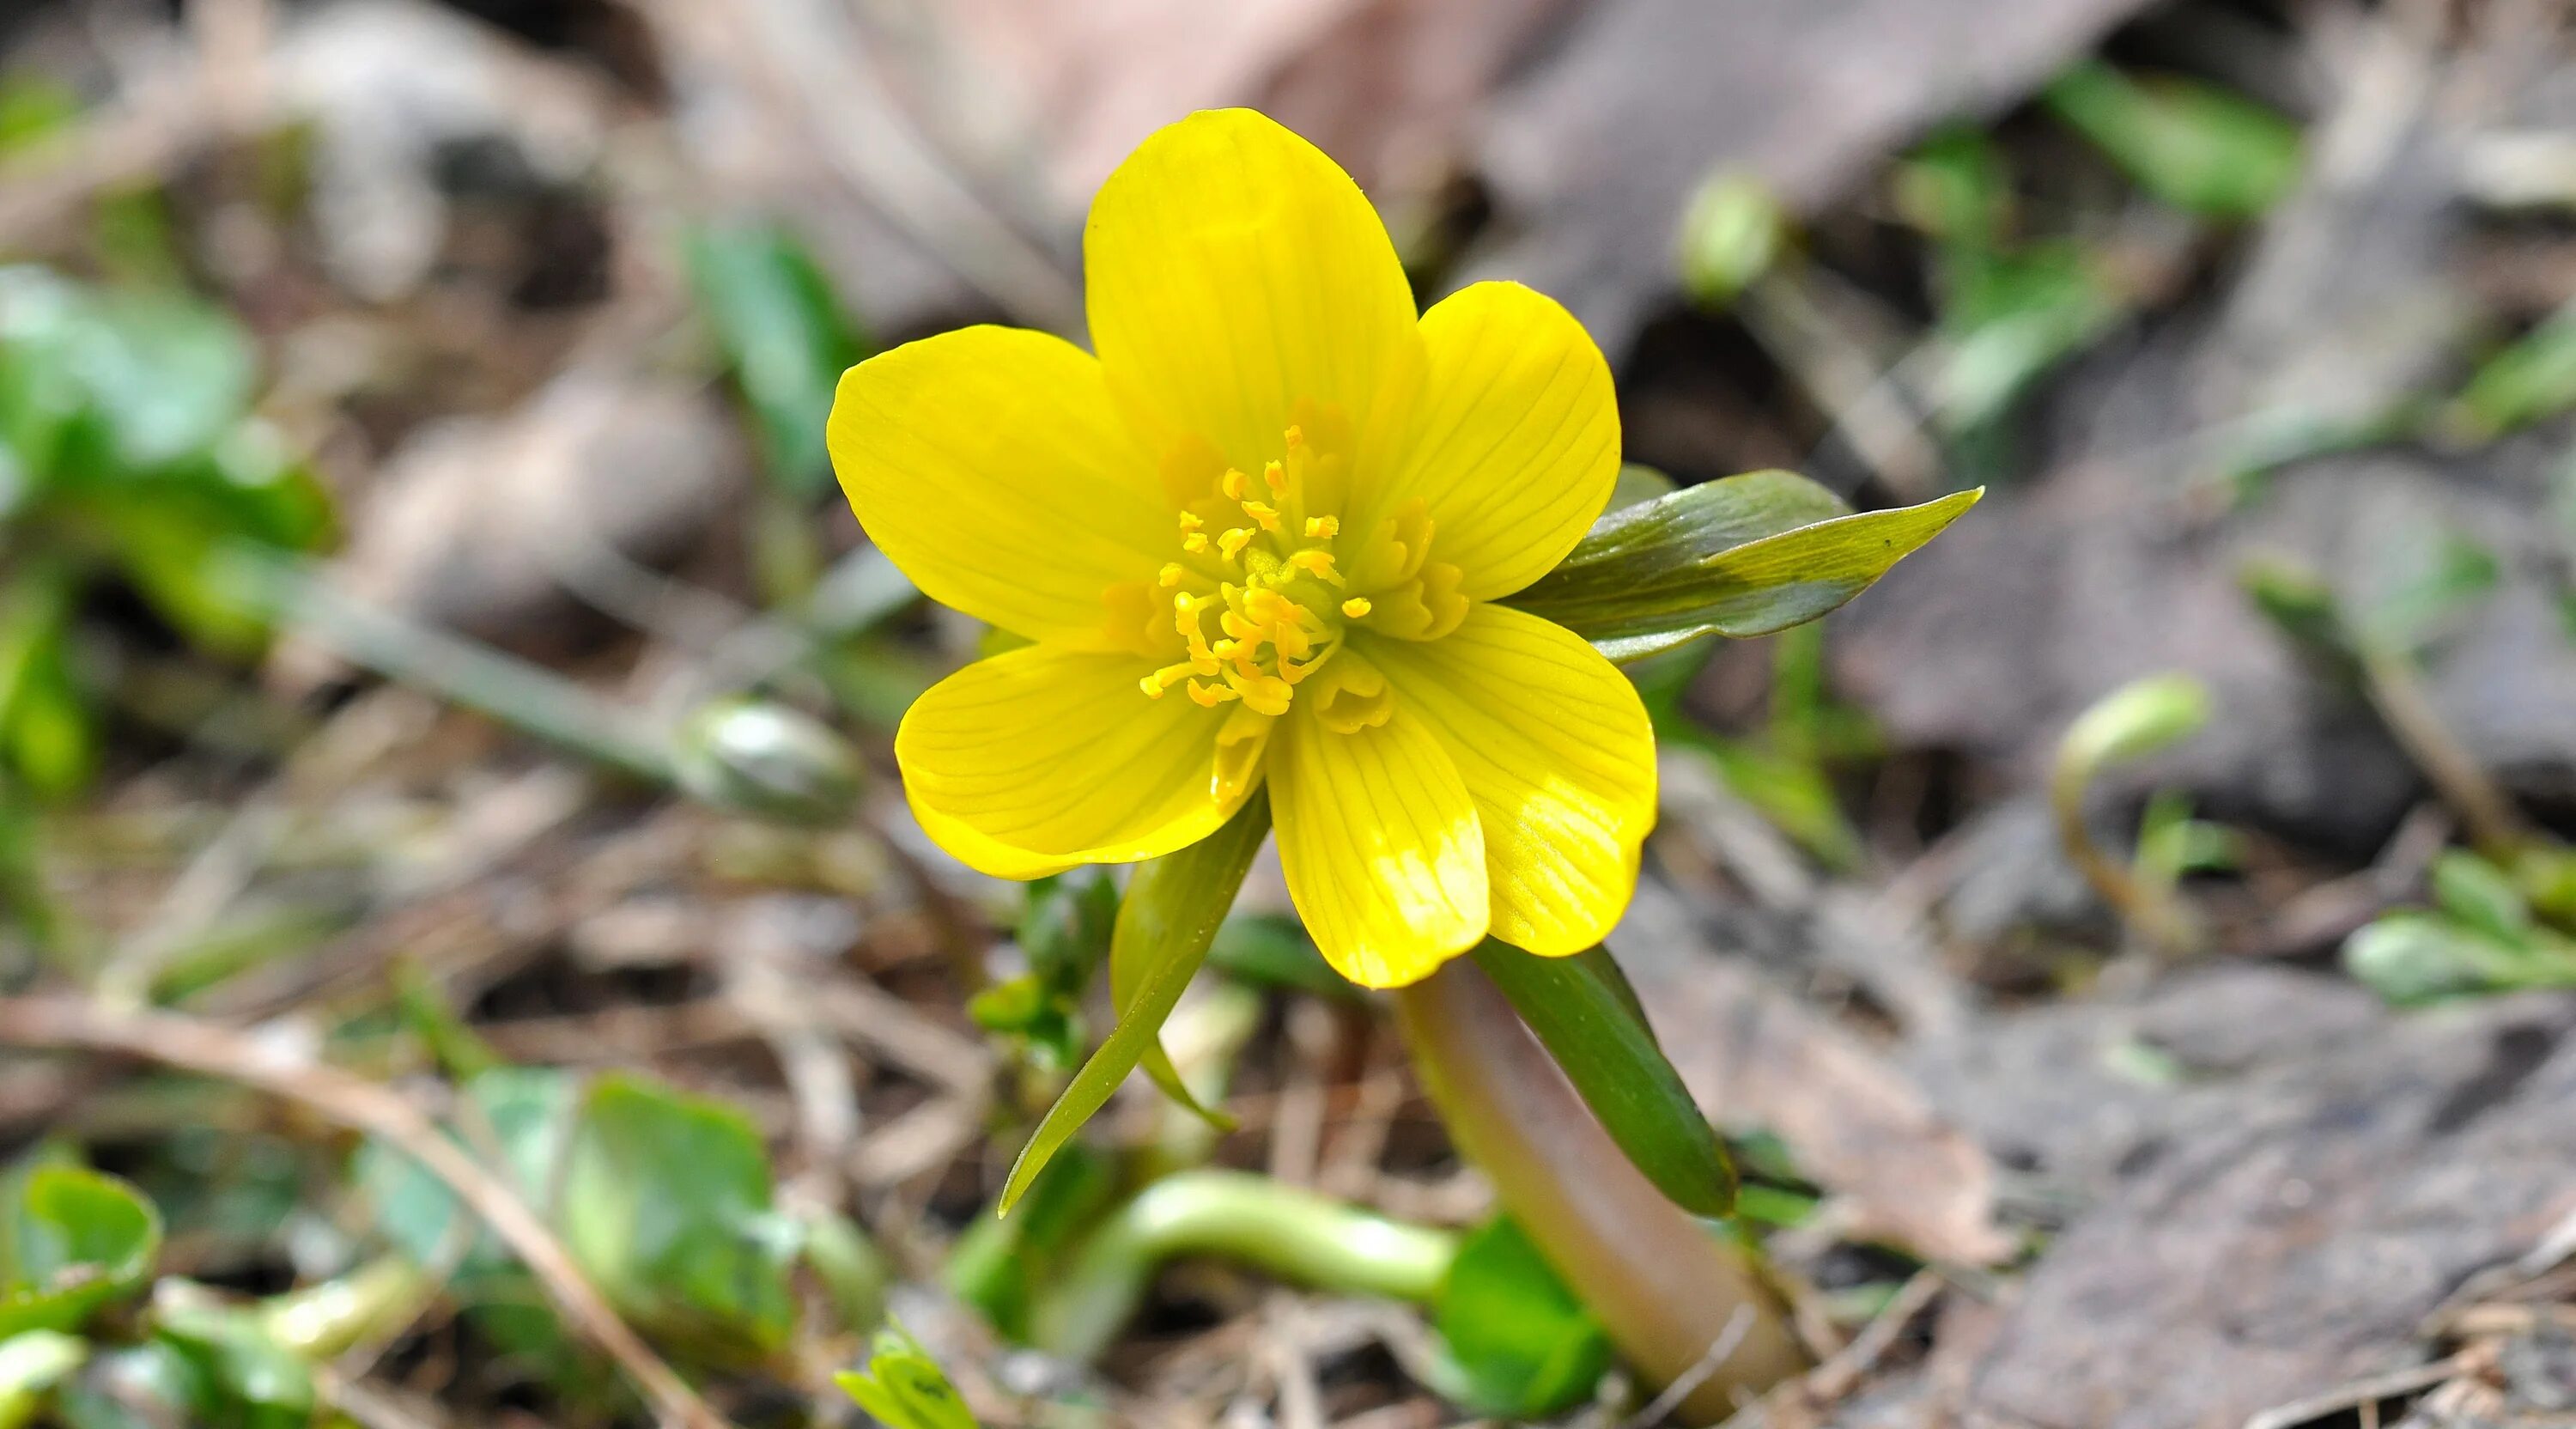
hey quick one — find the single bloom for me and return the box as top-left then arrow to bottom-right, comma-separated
828,108 -> 1654,988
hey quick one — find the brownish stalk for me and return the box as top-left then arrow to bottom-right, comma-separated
1393,962 -> 1807,1424
0,996 -> 741,1429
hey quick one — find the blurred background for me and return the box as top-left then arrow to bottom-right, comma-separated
3,0 -> 2576,1426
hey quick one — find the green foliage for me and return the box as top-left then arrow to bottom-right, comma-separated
2445,302 -> 2576,442
1678,173 -> 1786,309
835,1322 -> 975,1429
969,870 -> 1120,1070
1511,471 -> 1981,663
0,1167 -> 161,1341
1471,943 -> 1735,1217
2345,849 -> 2576,1004
2053,673 -> 2212,787
1935,240 -> 2123,433
1427,1216 -> 1613,1419
2044,60 -> 2303,220
149,1298 -> 318,1429
1000,792 -> 1272,1215
558,1074 -> 800,1364
685,221 -> 867,498
671,696 -> 866,825
0,1329 -> 86,1428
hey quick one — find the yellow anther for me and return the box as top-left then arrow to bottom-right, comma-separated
1187,680 -> 1236,708
1341,596 -> 1372,619
1263,459 -> 1288,496
1182,532 -> 1209,553
1305,515 -> 1340,538
1222,469 -> 1250,502
1218,527 -> 1255,562
1284,424 -> 1305,450
1178,510 -> 1205,532
1242,500 -> 1281,532
1139,672 -> 1165,698
1287,550 -> 1344,585
1158,562 -> 1185,587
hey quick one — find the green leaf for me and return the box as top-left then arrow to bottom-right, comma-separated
1678,173 -> 1785,309
1428,1216 -> 1613,1418
0,1168 -> 161,1340
2431,850 -> 2533,945
685,222 -> 866,497
1937,241 -> 2124,431
1513,477 -> 1981,663
0,576 -> 92,800
2053,672 -> 2212,786
2450,302 -> 2576,442
1471,942 -> 1735,1216
559,1073 -> 798,1362
834,1322 -> 975,1429
2044,60 -> 2303,221
1004,792 -> 1272,1214
945,1143 -> 1118,1338
149,1301 -> 316,1429
1204,914 -> 1358,1002
355,1067 -> 572,1274
2342,910 -> 2576,1004
0,1329 -> 87,1429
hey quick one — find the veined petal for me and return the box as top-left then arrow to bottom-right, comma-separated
1367,605 -> 1655,955
1272,697 -> 1487,988
1352,282 -> 1619,600
829,325 -> 1172,642
896,642 -> 1249,878
1085,109 -> 1421,483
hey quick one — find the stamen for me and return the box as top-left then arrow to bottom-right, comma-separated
1218,527 -> 1255,562
1158,562 -> 1184,587
1304,515 -> 1339,538
1222,469 -> 1250,502
1242,500 -> 1281,532
1187,680 -> 1236,708
1341,596 -> 1372,619
1287,550 -> 1343,585
1177,510 -> 1204,532
1182,532 -> 1209,554
1263,460 -> 1288,496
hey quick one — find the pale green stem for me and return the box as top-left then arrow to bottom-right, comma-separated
1028,1170 -> 1458,1364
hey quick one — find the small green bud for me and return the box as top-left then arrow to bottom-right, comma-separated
2056,672 -> 2212,784
673,697 -> 864,824
1678,173 -> 1784,309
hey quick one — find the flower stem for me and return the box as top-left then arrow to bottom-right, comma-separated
1394,960 -> 1807,1423
1028,1169 -> 1458,1364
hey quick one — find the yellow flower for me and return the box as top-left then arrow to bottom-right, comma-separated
828,109 -> 1653,988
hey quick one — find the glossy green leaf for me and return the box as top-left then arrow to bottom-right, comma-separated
834,1322 -> 975,1429
1471,942 -> 1735,1216
0,1168 -> 161,1340
1513,476 -> 1981,663
2045,60 -> 2303,221
0,1329 -> 86,1429
1429,1216 -> 1613,1418
685,222 -> 866,497
559,1073 -> 797,1361
1003,792 -> 1272,1214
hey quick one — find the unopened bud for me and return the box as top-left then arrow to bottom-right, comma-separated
674,698 -> 864,824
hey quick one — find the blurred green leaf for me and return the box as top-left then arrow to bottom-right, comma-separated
2357,528 -> 2499,655
560,1073 -> 798,1362
0,1168 -> 161,1340
1428,1216 -> 1612,1419
793,1205 -> 890,1335
946,1143 -> 1118,1338
149,1298 -> 315,1429
0,271 -> 256,476
1937,241 -> 2123,431
2343,909 -> 2576,1004
1515,477 -> 1982,663
54,1340 -> 201,1429
0,1329 -> 86,1429
1895,127 -> 2014,251
672,696 -> 865,824
2432,850 -> 2533,944
2446,301 -> 2576,443
834,1322 -> 975,1429
685,222 -> 866,497
1471,942 -> 1735,1216
2044,60 -> 2303,220
0,575 -> 92,800
1678,173 -> 1786,309
1204,913 -> 1357,1002
2054,672 -> 2212,785
0,76 -> 78,155
1004,794 -> 1273,1213
356,1066 -> 573,1274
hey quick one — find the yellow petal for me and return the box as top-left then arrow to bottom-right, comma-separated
829,325 -> 1172,642
1352,282 -> 1619,600
1367,605 -> 1655,955
1085,109 -> 1421,483
1272,696 -> 1487,987
896,642 -> 1252,878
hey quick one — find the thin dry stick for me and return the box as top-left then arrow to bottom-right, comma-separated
0,996 -> 740,1429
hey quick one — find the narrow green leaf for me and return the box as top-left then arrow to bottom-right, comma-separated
2044,60 -> 2303,221
1471,942 -> 1735,1216
1516,483 -> 1981,663
2449,302 -> 2576,441
684,222 -> 866,497
1004,793 -> 1271,1214
834,1322 -> 975,1429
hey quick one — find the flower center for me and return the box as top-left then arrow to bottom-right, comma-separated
1137,425 -> 1367,715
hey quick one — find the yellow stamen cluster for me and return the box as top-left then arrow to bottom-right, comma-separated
1139,426 -> 1358,714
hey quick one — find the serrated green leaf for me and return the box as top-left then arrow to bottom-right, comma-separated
1428,1216 -> 1613,1418
1471,942 -> 1735,1216
1004,793 -> 1271,1214
0,1169 -> 161,1341
2045,60 -> 2303,221
1515,479 -> 1980,663
834,1322 -> 975,1429
685,222 -> 866,497
559,1073 -> 797,1362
